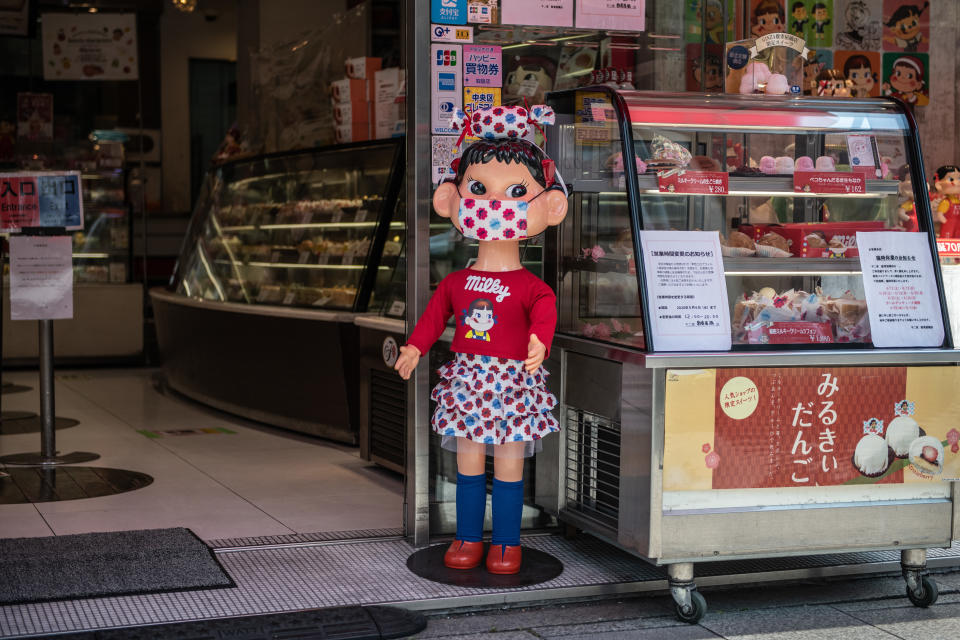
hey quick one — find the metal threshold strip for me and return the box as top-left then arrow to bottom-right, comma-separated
3,532 -> 960,638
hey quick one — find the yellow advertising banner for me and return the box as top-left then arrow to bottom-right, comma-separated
663,366 -> 960,492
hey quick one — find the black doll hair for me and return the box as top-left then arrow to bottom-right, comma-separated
843,54 -> 874,77
754,0 -> 784,20
791,1 -> 804,11
885,2 -> 928,27
935,166 -> 960,181
454,138 -> 550,188
812,2 -> 827,11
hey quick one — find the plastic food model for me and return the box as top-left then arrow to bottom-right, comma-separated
739,61 -> 772,94
764,73 -> 789,95
931,165 -> 960,238
394,105 -> 569,575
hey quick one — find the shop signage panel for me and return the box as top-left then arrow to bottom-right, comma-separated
431,44 -> 462,135
663,366 -> 960,491
0,171 -> 84,233
41,12 -> 138,80
432,0 -> 467,25
638,230 -> 731,351
9,234 -> 74,320
794,171 -> 866,195
462,45 -> 502,87
431,23 -> 473,43
657,171 -> 728,195
0,1 -> 30,37
858,231 -> 944,348
501,0 -> 573,27
575,0 -> 645,30
936,239 -> 960,257
16,93 -> 53,142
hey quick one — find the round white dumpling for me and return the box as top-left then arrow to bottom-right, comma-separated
886,416 -> 919,458
854,434 -> 889,476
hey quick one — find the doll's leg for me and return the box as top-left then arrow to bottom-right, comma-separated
487,441 -> 525,574
443,438 -> 487,569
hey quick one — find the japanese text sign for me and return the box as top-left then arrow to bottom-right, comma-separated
9,235 -> 74,321
658,171 -> 728,195
0,171 -> 84,233
462,45 -> 502,87
858,231 -> 944,348
639,230 -> 731,351
663,366 -> 960,491
794,171 -> 866,195
575,0 -> 645,30
432,0 -> 467,24
42,12 -> 138,80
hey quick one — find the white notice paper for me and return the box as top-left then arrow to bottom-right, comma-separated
857,231 -> 944,347
639,231 -> 731,351
9,235 -> 74,320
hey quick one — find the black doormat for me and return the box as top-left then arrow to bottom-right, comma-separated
0,528 -> 235,605
407,543 -> 564,588
52,605 -> 426,640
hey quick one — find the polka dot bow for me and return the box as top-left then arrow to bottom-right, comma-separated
451,104 -> 556,151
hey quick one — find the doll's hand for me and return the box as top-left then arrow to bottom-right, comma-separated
394,345 -> 421,380
525,334 -> 546,373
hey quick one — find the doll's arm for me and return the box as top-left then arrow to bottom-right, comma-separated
527,280 -> 558,362
402,278 -> 454,368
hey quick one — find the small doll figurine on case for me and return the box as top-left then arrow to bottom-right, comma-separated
394,105 -> 568,575
931,165 -> 960,238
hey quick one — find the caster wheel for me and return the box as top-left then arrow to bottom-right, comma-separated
675,590 -> 707,624
907,576 -> 939,608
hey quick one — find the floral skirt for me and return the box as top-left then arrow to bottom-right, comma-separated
431,353 -> 560,456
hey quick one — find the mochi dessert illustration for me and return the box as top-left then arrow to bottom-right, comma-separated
886,399 -> 922,458
853,418 -> 892,477
908,436 -> 944,476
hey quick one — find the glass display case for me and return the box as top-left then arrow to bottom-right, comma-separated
173,139 -> 405,312
75,169 -> 131,283
547,88 -> 950,352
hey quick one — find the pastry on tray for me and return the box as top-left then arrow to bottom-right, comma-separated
720,230 -> 756,257
755,231 -> 792,257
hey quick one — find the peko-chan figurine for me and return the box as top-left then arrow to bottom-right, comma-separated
931,165 -> 960,238
394,104 -> 568,575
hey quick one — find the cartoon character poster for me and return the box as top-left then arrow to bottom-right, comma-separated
882,0 -> 930,52
750,0 -> 787,38
836,0 -> 882,50
684,0 -> 736,44
805,0 -> 834,47
835,50 -> 881,96
788,1 -> 810,36
686,44 -> 723,92
462,298 -> 496,342
882,52 -> 929,107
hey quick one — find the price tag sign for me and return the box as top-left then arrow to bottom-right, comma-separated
936,238 -> 960,258
658,171 -> 729,195
639,230 -> 731,352
794,171 -> 866,195
858,231 -> 944,347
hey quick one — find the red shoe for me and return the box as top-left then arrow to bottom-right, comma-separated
486,544 -> 522,574
443,540 -> 484,569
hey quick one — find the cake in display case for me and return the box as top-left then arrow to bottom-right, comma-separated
154,139 -> 405,443
174,139 -> 404,312
546,89 -> 947,351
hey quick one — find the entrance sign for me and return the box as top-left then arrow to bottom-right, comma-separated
0,171 -> 84,233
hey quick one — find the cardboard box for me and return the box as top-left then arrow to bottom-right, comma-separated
345,57 -> 382,80
738,221 -> 888,258
334,121 -> 370,144
333,101 -> 370,125
330,78 -> 367,103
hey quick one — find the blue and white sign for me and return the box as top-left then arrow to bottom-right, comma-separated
432,0 -> 467,25
431,44 -> 462,135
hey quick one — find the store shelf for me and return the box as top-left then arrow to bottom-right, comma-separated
570,175 -> 897,197
723,257 -> 862,275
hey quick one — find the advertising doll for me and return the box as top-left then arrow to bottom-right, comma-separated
932,165 -> 960,239
394,105 -> 568,575
882,55 -> 928,107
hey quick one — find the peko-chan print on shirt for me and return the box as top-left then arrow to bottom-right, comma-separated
406,268 -> 557,361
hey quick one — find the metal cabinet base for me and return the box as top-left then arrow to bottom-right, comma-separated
151,288 -> 359,444
357,317 -> 407,473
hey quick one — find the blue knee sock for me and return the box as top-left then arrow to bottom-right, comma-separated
491,478 -> 524,547
455,473 -> 486,542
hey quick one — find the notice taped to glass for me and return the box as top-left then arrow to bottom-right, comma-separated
639,230 -> 731,351
857,231 -> 944,347
9,235 -> 74,321
0,171 -> 84,233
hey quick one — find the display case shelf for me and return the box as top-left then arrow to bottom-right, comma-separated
723,257 -> 863,275
569,176 -> 898,196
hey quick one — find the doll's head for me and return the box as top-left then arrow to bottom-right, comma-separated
885,2 -> 928,42
934,165 -> 960,197
817,69 -> 850,97
843,55 -> 876,94
434,106 -> 568,242
463,298 -> 496,332
791,2 -> 806,21
812,2 -> 829,22
889,57 -> 925,94
752,0 -> 785,37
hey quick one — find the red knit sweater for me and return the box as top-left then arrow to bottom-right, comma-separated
406,268 -> 557,361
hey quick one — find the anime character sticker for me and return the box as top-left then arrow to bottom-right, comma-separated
807,0 -> 834,46
462,298 -> 496,342
790,1 -> 809,35
836,50 -> 881,96
836,0 -> 882,50
882,52 -> 929,108
882,1 -> 929,52
751,0 -> 786,37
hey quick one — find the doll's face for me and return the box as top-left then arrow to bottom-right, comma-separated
891,64 -> 921,92
892,13 -> 921,40
936,170 -> 960,196
792,6 -> 807,20
466,306 -> 495,332
847,65 -> 874,91
814,7 -> 828,21
752,12 -> 785,36
432,156 -> 568,240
